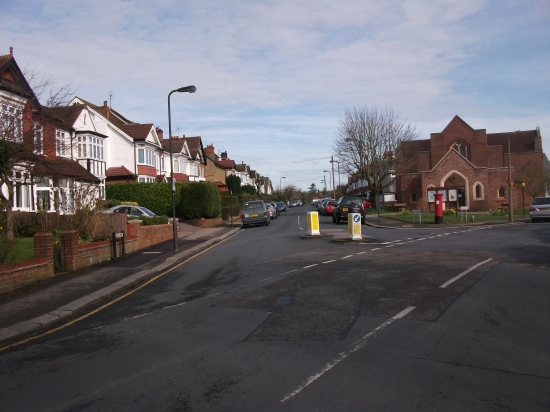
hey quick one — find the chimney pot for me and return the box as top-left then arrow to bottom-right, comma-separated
9,47 -> 13,57
104,101 -> 108,107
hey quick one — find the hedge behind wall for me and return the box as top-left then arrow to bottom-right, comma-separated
106,182 -> 221,219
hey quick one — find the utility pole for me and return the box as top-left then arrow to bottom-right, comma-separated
508,131 -> 519,223
330,155 -> 335,199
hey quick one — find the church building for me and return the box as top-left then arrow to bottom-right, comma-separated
396,116 -> 546,212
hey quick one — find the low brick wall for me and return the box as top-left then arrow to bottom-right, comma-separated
137,224 -> 173,249
0,223 -> 171,295
0,258 -> 52,295
185,217 -> 222,228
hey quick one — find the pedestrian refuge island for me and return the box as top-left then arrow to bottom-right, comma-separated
307,211 -> 320,236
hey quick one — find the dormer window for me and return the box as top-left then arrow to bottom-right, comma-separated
452,142 -> 467,159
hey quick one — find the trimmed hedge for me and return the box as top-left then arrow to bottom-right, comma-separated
106,182 -> 221,219
178,182 -> 221,219
106,183 -> 175,216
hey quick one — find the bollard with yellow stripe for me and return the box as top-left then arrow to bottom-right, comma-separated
307,211 -> 320,235
348,213 -> 362,240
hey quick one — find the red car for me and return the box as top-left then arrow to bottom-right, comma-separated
324,200 -> 338,215
362,198 -> 375,209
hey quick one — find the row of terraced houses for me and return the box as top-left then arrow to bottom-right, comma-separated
1,48 -> 274,214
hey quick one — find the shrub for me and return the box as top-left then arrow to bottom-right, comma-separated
178,182 -> 221,219
443,208 -> 456,216
106,182 -> 175,216
14,219 -> 37,237
221,193 -> 241,219
0,228 -> 14,264
137,215 -> 169,226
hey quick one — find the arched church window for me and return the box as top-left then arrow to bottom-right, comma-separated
452,142 -> 468,159
474,183 -> 483,199
411,192 -> 418,202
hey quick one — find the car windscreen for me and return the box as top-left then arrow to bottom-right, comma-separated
141,207 -> 157,216
342,198 -> 362,206
532,197 -> 550,205
244,201 -> 263,210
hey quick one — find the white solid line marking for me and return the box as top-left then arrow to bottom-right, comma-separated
341,255 -> 353,259
142,252 -> 162,254
303,264 -> 318,269
440,258 -> 494,288
370,248 -> 379,251
281,306 -> 416,403
258,276 -> 273,282
322,260 -> 336,264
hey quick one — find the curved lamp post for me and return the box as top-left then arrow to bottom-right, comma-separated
280,176 -> 286,194
168,85 -> 196,251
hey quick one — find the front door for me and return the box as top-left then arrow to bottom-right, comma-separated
457,188 -> 466,207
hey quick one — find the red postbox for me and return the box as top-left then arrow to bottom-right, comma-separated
434,192 -> 443,224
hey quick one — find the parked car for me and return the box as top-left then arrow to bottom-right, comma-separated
332,196 -> 365,224
288,200 -> 298,207
266,203 -> 277,219
269,201 -> 280,217
320,199 -> 335,215
362,198 -> 375,209
105,205 -> 158,217
529,196 -> 550,222
242,200 -> 270,227
324,200 -> 338,216
276,201 -> 287,212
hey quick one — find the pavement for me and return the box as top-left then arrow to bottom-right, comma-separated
0,219 -> 242,346
363,213 -> 530,229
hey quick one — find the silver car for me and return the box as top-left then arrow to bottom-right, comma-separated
105,205 -> 157,217
242,200 -> 270,228
529,196 -> 550,222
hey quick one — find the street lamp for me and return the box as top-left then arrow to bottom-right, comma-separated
321,176 -> 327,194
168,85 -> 196,251
280,176 -> 286,194
323,170 -> 332,198
508,130 -> 520,223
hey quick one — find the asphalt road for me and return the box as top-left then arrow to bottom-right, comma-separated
1,206 -> 549,411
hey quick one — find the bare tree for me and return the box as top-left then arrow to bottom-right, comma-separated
333,106 -> 419,215
283,184 -> 297,201
23,65 -> 79,107
517,159 -> 550,199
254,177 -> 263,195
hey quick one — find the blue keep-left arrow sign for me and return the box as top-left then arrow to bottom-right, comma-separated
353,214 -> 361,223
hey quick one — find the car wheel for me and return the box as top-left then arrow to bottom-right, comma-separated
336,216 -> 341,224
242,224 -> 247,229
531,218 -> 538,223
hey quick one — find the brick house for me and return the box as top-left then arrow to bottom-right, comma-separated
1,48 -> 99,214
396,116 -> 546,212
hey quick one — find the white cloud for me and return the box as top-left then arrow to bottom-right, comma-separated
1,0 -> 548,190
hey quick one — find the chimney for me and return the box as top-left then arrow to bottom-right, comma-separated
221,151 -> 228,160
204,144 -> 215,155
103,101 -> 109,120
9,47 -> 13,57
156,127 -> 163,139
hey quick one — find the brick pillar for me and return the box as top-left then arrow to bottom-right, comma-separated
33,232 -> 54,271
126,220 -> 142,237
60,231 -> 78,271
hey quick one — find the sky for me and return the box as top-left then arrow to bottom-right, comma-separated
1,0 -> 549,191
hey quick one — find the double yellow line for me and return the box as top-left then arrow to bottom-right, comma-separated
1,235 -> 234,352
